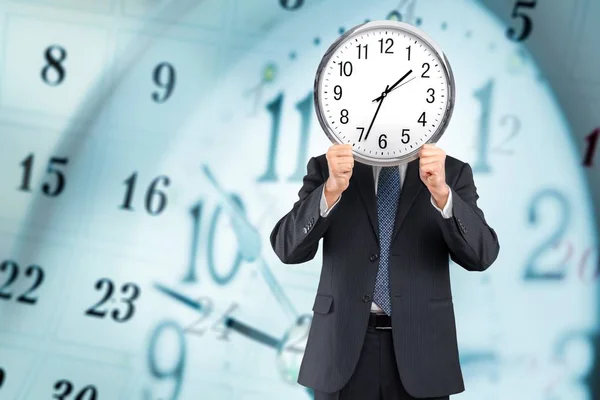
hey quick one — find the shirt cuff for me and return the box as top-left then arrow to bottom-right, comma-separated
430,188 -> 453,219
320,185 -> 342,217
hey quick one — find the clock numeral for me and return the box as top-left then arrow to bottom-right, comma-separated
0,261 -> 45,305
279,0 -> 303,10
340,109 -> 349,124
426,88 -> 435,103
378,134 -> 387,149
146,321 -> 186,400
183,195 -> 245,285
523,189 -> 570,281
401,129 -> 410,144
472,80 -> 520,173
120,173 -> 170,216
378,38 -> 394,54
0,367 -> 4,389
418,112 -> 427,126
334,85 -> 343,100
551,332 -> 599,400
152,62 -> 176,103
259,91 -> 312,182
338,61 -> 353,77
356,44 -> 368,59
52,380 -> 98,400
506,0 -> 536,42
583,127 -> 599,167
406,45 -> 411,61
421,62 -> 430,78
357,127 -> 365,141
19,154 -> 69,197
41,45 -> 67,86
85,279 -> 141,323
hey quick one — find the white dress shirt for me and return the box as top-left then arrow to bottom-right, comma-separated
318,164 -> 453,313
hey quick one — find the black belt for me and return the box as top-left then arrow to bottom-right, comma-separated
368,312 -> 392,329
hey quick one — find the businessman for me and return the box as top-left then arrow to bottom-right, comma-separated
270,143 -> 500,399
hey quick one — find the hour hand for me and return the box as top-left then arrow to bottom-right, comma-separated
372,69 -> 413,102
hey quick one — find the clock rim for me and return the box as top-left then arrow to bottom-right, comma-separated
313,19 -> 456,166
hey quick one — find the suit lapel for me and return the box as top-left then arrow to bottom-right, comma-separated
391,159 -> 424,244
352,161 -> 379,244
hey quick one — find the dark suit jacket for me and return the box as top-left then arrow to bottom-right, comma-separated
269,154 -> 500,398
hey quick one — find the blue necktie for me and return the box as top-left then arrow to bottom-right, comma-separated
374,166 -> 401,315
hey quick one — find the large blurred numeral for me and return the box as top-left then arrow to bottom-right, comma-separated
52,379 -> 97,400
590,334 -> 600,399
472,80 -> 519,173
152,62 -> 176,103
19,154 -> 69,197
183,195 -> 247,285
41,45 -> 67,86
259,91 -> 312,182
506,1 -> 536,41
120,173 -> 170,215
473,80 -> 493,173
183,201 -> 204,283
207,194 -> 245,285
147,321 -> 186,400
583,127 -> 599,167
523,189 -> 570,280
0,367 -> 5,389
279,0 -> 303,10
551,332 -> 598,399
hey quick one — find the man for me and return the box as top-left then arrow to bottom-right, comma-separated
270,143 -> 500,400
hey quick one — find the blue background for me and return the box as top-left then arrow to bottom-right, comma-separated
0,0 -> 598,399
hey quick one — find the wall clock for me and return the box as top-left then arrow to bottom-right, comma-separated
314,19 -> 455,166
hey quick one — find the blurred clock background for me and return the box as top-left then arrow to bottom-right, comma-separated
0,0 -> 598,399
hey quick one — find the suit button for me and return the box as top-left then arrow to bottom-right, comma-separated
369,253 -> 379,262
362,294 -> 371,303
303,227 -> 308,234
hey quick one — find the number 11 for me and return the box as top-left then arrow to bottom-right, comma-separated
258,91 -> 313,182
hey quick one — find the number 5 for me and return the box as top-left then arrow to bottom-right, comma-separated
43,157 -> 68,197
506,0 -> 537,42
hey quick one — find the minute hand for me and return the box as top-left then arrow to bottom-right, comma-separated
372,69 -> 413,102
364,84 -> 388,141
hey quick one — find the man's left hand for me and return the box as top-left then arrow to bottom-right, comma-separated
418,144 -> 450,209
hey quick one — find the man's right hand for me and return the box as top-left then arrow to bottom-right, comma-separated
324,144 -> 354,207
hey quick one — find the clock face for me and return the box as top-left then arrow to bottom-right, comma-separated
315,21 -> 454,166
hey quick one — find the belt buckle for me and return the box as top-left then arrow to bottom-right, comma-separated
375,325 -> 392,330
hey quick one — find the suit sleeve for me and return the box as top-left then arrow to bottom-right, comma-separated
437,162 -> 500,271
270,156 -> 335,264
